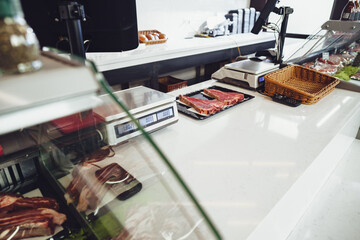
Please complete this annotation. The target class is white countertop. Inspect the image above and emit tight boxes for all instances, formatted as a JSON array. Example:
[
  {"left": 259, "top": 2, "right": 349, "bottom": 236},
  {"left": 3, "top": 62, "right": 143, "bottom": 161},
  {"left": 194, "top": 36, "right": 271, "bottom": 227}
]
[
  {"left": 141, "top": 80, "right": 360, "bottom": 239},
  {"left": 86, "top": 33, "right": 275, "bottom": 72},
  {"left": 287, "top": 139, "right": 360, "bottom": 240}
]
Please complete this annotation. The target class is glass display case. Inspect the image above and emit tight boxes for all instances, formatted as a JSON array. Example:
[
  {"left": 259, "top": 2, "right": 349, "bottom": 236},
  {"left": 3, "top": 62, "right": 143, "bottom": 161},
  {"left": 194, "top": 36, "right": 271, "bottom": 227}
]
[
  {"left": 280, "top": 20, "right": 360, "bottom": 94},
  {"left": 284, "top": 20, "right": 360, "bottom": 68},
  {"left": 0, "top": 50, "right": 221, "bottom": 240}
]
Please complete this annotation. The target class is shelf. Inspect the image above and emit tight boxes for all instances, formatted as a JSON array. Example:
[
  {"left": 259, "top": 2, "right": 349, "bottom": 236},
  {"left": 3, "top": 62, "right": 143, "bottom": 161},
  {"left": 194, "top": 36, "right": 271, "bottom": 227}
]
[{"left": 0, "top": 51, "right": 102, "bottom": 135}]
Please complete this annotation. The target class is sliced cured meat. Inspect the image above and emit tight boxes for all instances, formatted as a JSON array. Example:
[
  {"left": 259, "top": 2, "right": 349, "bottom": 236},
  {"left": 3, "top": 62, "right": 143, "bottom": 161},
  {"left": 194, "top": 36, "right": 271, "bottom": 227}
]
[
  {"left": 351, "top": 70, "right": 360, "bottom": 80},
  {"left": 0, "top": 208, "right": 66, "bottom": 240},
  {"left": 95, "top": 163, "right": 132, "bottom": 184},
  {"left": 14, "top": 197, "right": 59, "bottom": 211},
  {"left": 302, "top": 62, "right": 339, "bottom": 75},
  {"left": 302, "top": 62, "right": 316, "bottom": 69},
  {"left": 0, "top": 219, "right": 53, "bottom": 240},
  {"left": 203, "top": 89, "right": 244, "bottom": 105},
  {"left": 0, "top": 194, "right": 18, "bottom": 212},
  {"left": 81, "top": 146, "right": 115, "bottom": 166},
  {"left": 179, "top": 95, "right": 224, "bottom": 115},
  {"left": 65, "top": 163, "right": 133, "bottom": 212},
  {"left": 0, "top": 194, "right": 59, "bottom": 212},
  {"left": 0, "top": 208, "right": 66, "bottom": 227},
  {"left": 65, "top": 165, "right": 106, "bottom": 211},
  {"left": 318, "top": 54, "right": 343, "bottom": 66}
]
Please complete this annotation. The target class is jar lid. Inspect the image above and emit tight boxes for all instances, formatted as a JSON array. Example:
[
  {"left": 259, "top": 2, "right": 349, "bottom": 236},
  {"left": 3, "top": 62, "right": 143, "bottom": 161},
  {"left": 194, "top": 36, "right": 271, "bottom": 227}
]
[{"left": 0, "top": 0, "right": 24, "bottom": 18}]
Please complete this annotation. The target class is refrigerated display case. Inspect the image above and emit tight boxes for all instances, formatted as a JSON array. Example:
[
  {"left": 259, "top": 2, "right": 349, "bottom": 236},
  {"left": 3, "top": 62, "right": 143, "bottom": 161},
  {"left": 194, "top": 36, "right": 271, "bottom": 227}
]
[
  {"left": 285, "top": 20, "right": 360, "bottom": 67},
  {"left": 0, "top": 50, "right": 221, "bottom": 240},
  {"left": 281, "top": 20, "right": 360, "bottom": 93}
]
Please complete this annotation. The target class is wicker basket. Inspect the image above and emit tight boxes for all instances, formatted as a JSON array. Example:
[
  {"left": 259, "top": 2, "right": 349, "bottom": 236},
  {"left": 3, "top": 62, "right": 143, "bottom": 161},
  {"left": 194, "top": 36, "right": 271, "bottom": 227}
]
[
  {"left": 158, "top": 76, "right": 187, "bottom": 93},
  {"left": 264, "top": 65, "right": 340, "bottom": 104},
  {"left": 139, "top": 30, "right": 167, "bottom": 45}
]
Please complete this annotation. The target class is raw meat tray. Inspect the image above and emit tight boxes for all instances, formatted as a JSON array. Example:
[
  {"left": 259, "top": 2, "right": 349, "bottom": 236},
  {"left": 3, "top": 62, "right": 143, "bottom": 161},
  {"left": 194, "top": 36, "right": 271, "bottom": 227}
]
[{"left": 176, "top": 86, "right": 254, "bottom": 120}]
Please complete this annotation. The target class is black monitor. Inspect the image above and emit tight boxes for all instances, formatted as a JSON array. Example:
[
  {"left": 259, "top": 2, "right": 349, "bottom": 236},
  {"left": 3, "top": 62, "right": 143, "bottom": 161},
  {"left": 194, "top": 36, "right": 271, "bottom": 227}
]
[
  {"left": 251, "top": 0, "right": 279, "bottom": 34},
  {"left": 20, "top": 0, "right": 139, "bottom": 53}
]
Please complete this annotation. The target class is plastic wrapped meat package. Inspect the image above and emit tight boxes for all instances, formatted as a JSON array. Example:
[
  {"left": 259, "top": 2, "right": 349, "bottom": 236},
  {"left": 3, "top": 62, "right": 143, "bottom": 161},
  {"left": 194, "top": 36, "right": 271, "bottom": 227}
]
[
  {"left": 0, "top": 189, "right": 66, "bottom": 240},
  {"left": 111, "top": 204, "right": 212, "bottom": 240}
]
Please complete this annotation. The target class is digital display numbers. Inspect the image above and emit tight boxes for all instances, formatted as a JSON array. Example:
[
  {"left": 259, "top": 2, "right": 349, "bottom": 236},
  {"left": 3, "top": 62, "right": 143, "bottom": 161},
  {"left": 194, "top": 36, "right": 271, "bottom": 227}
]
[
  {"left": 114, "top": 107, "right": 174, "bottom": 139},
  {"left": 258, "top": 76, "right": 265, "bottom": 83},
  {"left": 157, "top": 107, "right": 174, "bottom": 121},
  {"left": 139, "top": 114, "right": 156, "bottom": 127},
  {"left": 115, "top": 122, "right": 136, "bottom": 138}
]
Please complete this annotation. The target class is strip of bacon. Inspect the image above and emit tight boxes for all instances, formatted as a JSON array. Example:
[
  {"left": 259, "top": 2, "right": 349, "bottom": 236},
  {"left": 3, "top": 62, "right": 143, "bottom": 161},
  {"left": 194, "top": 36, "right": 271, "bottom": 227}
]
[
  {"left": 0, "top": 208, "right": 66, "bottom": 227},
  {"left": 0, "top": 194, "right": 19, "bottom": 212},
  {"left": 203, "top": 89, "right": 244, "bottom": 105},
  {"left": 0, "top": 195, "right": 59, "bottom": 213},
  {"left": 14, "top": 197, "right": 59, "bottom": 211},
  {"left": 0, "top": 208, "right": 66, "bottom": 240},
  {"left": 0, "top": 220, "right": 53, "bottom": 240},
  {"left": 95, "top": 163, "right": 129, "bottom": 183},
  {"left": 81, "top": 146, "right": 115, "bottom": 166},
  {"left": 179, "top": 95, "right": 224, "bottom": 115}
]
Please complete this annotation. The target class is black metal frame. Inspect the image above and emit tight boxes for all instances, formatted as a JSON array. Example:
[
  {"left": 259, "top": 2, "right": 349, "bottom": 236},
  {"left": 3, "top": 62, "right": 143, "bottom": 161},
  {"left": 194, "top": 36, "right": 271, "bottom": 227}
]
[{"left": 58, "top": 1, "right": 86, "bottom": 58}]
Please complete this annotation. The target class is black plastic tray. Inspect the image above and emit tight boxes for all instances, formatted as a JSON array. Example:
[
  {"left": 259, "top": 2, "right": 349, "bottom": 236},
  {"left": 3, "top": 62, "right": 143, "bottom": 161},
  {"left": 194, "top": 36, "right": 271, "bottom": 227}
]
[{"left": 176, "top": 86, "right": 254, "bottom": 120}]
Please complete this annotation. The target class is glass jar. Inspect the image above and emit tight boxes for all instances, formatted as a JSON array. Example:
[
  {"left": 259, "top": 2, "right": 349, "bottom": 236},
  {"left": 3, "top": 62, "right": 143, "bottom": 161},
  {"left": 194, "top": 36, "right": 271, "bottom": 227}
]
[{"left": 0, "top": 0, "right": 42, "bottom": 74}]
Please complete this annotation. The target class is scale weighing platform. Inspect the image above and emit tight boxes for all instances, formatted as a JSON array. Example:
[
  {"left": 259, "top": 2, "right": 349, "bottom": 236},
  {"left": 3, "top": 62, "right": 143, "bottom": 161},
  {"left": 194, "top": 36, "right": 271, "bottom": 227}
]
[
  {"left": 211, "top": 59, "right": 279, "bottom": 90},
  {"left": 94, "top": 86, "right": 178, "bottom": 146}
]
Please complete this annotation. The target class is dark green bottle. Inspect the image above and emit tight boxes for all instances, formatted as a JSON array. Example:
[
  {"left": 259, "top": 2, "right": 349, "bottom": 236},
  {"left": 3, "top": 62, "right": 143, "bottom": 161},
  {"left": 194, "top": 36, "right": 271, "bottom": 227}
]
[{"left": 0, "top": 0, "right": 42, "bottom": 74}]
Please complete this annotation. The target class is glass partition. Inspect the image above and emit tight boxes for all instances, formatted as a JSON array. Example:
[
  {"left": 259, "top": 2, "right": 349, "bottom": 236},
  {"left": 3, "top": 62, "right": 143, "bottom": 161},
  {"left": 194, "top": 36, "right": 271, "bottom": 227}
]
[
  {"left": 285, "top": 20, "right": 360, "bottom": 65},
  {"left": 29, "top": 57, "right": 222, "bottom": 239}
]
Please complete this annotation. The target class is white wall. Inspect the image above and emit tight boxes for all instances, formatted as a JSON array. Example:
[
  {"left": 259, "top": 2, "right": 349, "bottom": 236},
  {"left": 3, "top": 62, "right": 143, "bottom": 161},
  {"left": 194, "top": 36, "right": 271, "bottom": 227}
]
[
  {"left": 268, "top": 0, "right": 334, "bottom": 35},
  {"left": 135, "top": 0, "right": 250, "bottom": 38},
  {"left": 135, "top": 0, "right": 334, "bottom": 38}
]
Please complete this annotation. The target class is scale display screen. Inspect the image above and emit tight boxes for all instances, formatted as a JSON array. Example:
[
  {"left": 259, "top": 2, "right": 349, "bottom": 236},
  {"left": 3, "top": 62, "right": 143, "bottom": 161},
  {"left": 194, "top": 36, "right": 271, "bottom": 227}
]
[
  {"left": 115, "top": 122, "right": 136, "bottom": 138},
  {"left": 258, "top": 75, "right": 265, "bottom": 83},
  {"left": 157, "top": 107, "right": 174, "bottom": 121},
  {"left": 139, "top": 114, "right": 156, "bottom": 128},
  {"left": 114, "top": 107, "right": 175, "bottom": 139}
]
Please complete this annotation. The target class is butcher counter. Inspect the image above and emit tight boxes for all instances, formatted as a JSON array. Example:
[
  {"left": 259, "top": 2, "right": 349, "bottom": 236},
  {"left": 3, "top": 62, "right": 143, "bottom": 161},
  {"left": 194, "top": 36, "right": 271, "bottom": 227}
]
[
  {"left": 1, "top": 52, "right": 359, "bottom": 239},
  {"left": 125, "top": 80, "right": 360, "bottom": 240}
]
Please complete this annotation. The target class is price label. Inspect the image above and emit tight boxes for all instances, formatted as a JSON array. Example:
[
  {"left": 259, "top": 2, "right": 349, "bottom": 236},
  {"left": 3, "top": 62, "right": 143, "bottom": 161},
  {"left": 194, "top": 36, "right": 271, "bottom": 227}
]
[{"left": 322, "top": 52, "right": 329, "bottom": 60}]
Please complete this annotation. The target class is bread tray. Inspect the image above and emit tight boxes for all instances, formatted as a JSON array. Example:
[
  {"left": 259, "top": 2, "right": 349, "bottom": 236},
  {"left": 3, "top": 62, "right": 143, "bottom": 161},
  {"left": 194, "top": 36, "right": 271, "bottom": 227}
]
[
  {"left": 176, "top": 86, "right": 254, "bottom": 120},
  {"left": 138, "top": 30, "right": 167, "bottom": 45}
]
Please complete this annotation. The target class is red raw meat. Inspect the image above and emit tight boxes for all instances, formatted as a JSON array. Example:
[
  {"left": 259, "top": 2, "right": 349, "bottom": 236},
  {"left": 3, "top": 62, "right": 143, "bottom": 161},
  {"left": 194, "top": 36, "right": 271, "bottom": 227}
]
[
  {"left": 179, "top": 95, "right": 224, "bottom": 115},
  {"left": 203, "top": 89, "right": 244, "bottom": 105}
]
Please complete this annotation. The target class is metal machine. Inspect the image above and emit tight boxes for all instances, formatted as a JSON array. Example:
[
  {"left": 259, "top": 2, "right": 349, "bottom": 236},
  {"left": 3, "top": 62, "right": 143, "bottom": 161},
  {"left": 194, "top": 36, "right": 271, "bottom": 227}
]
[
  {"left": 94, "top": 86, "right": 178, "bottom": 146},
  {"left": 211, "top": 59, "right": 279, "bottom": 90}
]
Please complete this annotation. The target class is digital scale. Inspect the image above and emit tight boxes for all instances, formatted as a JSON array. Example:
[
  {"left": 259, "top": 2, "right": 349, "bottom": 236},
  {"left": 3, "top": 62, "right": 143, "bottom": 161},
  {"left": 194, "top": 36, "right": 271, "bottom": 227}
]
[
  {"left": 94, "top": 86, "right": 178, "bottom": 146},
  {"left": 211, "top": 59, "right": 279, "bottom": 90}
]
